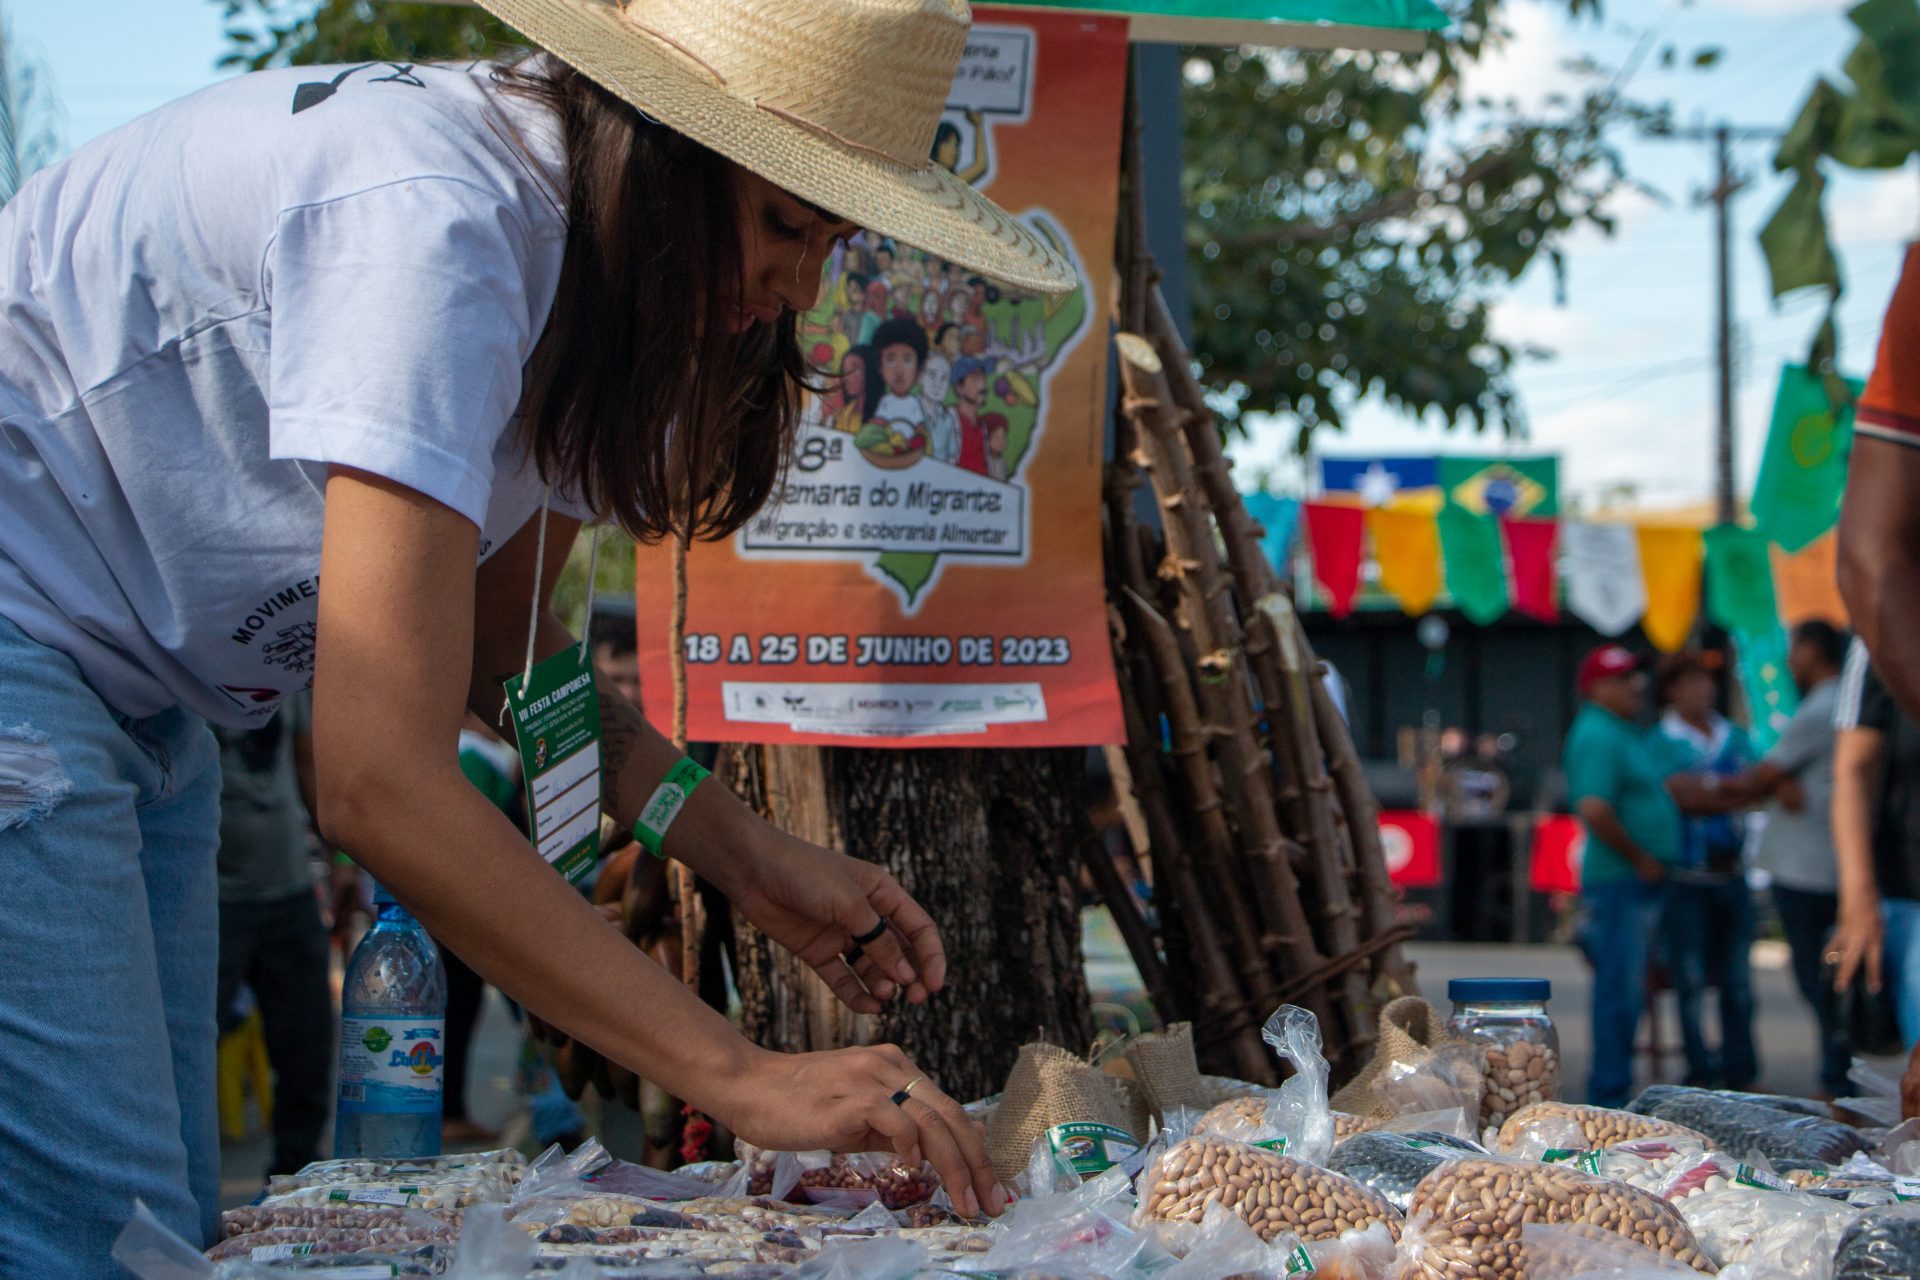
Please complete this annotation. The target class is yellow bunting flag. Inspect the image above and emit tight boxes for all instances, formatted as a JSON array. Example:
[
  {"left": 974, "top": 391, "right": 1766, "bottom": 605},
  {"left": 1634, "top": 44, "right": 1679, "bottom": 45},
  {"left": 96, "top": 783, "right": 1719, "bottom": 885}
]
[
  {"left": 1635, "top": 525, "right": 1704, "bottom": 652},
  {"left": 1366, "top": 505, "right": 1443, "bottom": 616}
]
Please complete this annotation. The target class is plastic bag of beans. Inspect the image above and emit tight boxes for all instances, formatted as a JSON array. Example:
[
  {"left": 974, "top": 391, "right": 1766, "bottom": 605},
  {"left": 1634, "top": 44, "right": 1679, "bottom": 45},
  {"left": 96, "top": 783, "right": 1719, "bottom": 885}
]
[
  {"left": 1634, "top": 1090, "right": 1869, "bottom": 1165},
  {"left": 1188, "top": 1006, "right": 1337, "bottom": 1169},
  {"left": 1396, "top": 1155, "right": 1716, "bottom": 1279},
  {"left": 1548, "top": 1136, "right": 1713, "bottom": 1198},
  {"left": 1660, "top": 1152, "right": 1860, "bottom": 1275},
  {"left": 1154, "top": 1200, "right": 1300, "bottom": 1280},
  {"left": 204, "top": 1227, "right": 453, "bottom": 1262},
  {"left": 1495, "top": 1101, "right": 1711, "bottom": 1158},
  {"left": 1134, "top": 1134, "right": 1403, "bottom": 1246},
  {"left": 1519, "top": 1222, "right": 1703, "bottom": 1278},
  {"left": 218, "top": 1203, "right": 461, "bottom": 1240},
  {"left": 1325, "top": 1130, "right": 1489, "bottom": 1212},
  {"left": 267, "top": 1147, "right": 526, "bottom": 1195},
  {"left": 1629, "top": 1084, "right": 1833, "bottom": 1120},
  {"left": 790, "top": 1152, "right": 941, "bottom": 1210},
  {"left": 1834, "top": 1202, "right": 1920, "bottom": 1279}
]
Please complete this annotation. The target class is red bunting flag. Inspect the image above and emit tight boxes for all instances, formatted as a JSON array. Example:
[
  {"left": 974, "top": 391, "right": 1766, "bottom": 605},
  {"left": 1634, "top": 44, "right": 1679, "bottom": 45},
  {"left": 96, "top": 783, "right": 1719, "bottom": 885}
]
[
  {"left": 1304, "top": 502, "right": 1366, "bottom": 618},
  {"left": 1500, "top": 516, "right": 1560, "bottom": 622}
]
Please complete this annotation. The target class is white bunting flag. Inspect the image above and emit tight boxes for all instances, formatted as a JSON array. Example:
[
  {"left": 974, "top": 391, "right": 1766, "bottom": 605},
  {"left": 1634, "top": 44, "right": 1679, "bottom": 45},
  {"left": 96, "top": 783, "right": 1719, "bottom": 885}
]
[{"left": 1561, "top": 521, "right": 1646, "bottom": 637}]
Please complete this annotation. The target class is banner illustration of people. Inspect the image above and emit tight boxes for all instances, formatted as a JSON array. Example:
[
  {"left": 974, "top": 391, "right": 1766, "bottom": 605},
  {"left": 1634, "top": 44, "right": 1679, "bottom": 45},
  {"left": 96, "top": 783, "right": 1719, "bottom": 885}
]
[{"left": 635, "top": 11, "right": 1128, "bottom": 746}]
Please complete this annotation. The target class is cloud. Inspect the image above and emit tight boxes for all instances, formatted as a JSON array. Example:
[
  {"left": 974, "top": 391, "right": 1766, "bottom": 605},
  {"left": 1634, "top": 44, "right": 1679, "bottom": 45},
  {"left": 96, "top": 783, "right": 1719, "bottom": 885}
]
[
  {"left": 1828, "top": 170, "right": 1920, "bottom": 247},
  {"left": 1459, "top": 3, "right": 1584, "bottom": 116}
]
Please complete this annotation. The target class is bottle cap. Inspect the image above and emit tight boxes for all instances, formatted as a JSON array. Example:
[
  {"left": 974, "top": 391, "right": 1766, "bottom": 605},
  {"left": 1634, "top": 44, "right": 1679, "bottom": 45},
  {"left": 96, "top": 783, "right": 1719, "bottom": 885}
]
[
  {"left": 1448, "top": 977, "right": 1551, "bottom": 1003},
  {"left": 372, "top": 882, "right": 396, "bottom": 906}
]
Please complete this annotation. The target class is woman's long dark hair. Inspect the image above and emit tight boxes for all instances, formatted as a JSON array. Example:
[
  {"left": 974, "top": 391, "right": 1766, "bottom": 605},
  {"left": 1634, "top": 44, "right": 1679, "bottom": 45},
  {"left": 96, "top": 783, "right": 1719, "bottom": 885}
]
[{"left": 498, "top": 59, "right": 808, "bottom": 542}]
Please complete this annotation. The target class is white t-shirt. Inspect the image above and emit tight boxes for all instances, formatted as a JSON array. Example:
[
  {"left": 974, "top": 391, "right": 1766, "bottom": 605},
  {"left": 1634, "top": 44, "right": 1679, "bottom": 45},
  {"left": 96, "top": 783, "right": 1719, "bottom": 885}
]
[{"left": 0, "top": 59, "right": 574, "bottom": 727}]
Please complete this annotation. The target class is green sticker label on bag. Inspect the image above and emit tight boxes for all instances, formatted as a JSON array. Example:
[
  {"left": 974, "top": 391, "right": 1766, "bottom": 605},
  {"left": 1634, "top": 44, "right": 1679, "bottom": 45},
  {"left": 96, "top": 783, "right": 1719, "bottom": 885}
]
[
  {"left": 1254, "top": 1137, "right": 1289, "bottom": 1152},
  {"left": 1285, "top": 1244, "right": 1316, "bottom": 1274},
  {"left": 503, "top": 647, "right": 602, "bottom": 886},
  {"left": 1733, "top": 1164, "right": 1790, "bottom": 1193},
  {"left": 1044, "top": 1122, "right": 1138, "bottom": 1178}
]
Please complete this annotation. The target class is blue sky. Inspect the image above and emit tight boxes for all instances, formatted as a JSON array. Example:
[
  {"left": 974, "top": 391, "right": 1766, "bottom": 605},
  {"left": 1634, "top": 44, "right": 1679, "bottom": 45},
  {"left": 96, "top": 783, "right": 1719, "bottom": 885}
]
[{"left": 11, "top": 0, "right": 1911, "bottom": 512}]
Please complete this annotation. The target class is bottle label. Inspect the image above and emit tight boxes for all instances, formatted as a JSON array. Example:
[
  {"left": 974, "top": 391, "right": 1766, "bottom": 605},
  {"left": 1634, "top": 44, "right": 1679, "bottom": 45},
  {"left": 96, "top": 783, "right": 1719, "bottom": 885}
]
[{"left": 337, "top": 1016, "right": 445, "bottom": 1115}]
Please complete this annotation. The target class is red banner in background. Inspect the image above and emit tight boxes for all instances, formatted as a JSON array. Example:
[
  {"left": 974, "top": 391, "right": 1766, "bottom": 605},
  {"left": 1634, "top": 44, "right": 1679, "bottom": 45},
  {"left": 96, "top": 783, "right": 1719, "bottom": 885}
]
[
  {"left": 1530, "top": 813, "right": 1585, "bottom": 895},
  {"left": 1501, "top": 515, "right": 1560, "bottom": 622},
  {"left": 1378, "top": 810, "right": 1441, "bottom": 889}
]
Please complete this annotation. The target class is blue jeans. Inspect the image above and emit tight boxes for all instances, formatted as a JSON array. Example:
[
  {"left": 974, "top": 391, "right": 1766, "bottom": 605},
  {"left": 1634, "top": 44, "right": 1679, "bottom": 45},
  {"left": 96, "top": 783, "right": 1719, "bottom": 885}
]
[
  {"left": 1581, "top": 878, "right": 1667, "bottom": 1108},
  {"left": 1661, "top": 876, "right": 1758, "bottom": 1089},
  {"left": 1881, "top": 897, "right": 1920, "bottom": 1049},
  {"left": 0, "top": 613, "right": 222, "bottom": 1275}
]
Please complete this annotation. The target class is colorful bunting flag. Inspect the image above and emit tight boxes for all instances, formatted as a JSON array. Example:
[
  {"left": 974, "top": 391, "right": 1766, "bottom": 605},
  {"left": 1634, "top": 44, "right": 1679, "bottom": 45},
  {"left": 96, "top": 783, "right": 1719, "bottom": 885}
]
[
  {"left": 1241, "top": 491, "right": 1301, "bottom": 578},
  {"left": 1772, "top": 532, "right": 1848, "bottom": 628},
  {"left": 1437, "top": 507, "right": 1508, "bottom": 624},
  {"left": 1751, "top": 364, "right": 1863, "bottom": 553},
  {"left": 1562, "top": 522, "right": 1645, "bottom": 637},
  {"left": 1703, "top": 524, "right": 1781, "bottom": 636},
  {"left": 1304, "top": 501, "right": 1366, "bottom": 619},
  {"left": 1732, "top": 624, "right": 1800, "bottom": 753},
  {"left": 1500, "top": 516, "right": 1559, "bottom": 622},
  {"left": 1440, "top": 455, "right": 1559, "bottom": 518},
  {"left": 1636, "top": 525, "right": 1704, "bottom": 652},
  {"left": 1366, "top": 506, "right": 1443, "bottom": 615}
]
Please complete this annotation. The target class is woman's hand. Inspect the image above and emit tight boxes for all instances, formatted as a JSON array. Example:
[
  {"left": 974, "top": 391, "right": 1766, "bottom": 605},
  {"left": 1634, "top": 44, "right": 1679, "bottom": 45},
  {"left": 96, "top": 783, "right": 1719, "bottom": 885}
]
[
  {"left": 1831, "top": 890, "right": 1886, "bottom": 994},
  {"left": 722, "top": 1042, "right": 1004, "bottom": 1219},
  {"left": 710, "top": 825, "right": 946, "bottom": 1013}
]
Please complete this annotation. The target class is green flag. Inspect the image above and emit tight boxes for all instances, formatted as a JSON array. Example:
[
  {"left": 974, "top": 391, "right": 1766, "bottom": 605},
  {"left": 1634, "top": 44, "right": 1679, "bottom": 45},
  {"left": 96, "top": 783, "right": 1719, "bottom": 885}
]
[
  {"left": 1437, "top": 507, "right": 1508, "bottom": 624},
  {"left": 1733, "top": 625, "right": 1799, "bottom": 754},
  {"left": 1751, "top": 364, "right": 1863, "bottom": 552},
  {"left": 1438, "top": 455, "right": 1559, "bottom": 518},
  {"left": 1702, "top": 524, "right": 1779, "bottom": 636}
]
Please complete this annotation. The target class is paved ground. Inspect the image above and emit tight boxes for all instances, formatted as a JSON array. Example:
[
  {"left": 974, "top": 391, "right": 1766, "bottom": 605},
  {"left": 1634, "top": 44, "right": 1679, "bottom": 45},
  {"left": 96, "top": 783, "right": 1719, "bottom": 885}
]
[{"left": 218, "top": 939, "right": 1903, "bottom": 1207}]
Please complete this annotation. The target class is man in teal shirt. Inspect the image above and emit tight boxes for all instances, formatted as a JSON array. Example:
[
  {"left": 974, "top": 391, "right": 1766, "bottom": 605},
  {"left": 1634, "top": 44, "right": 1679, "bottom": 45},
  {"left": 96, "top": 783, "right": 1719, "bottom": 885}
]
[{"left": 1563, "top": 644, "right": 1676, "bottom": 1106}]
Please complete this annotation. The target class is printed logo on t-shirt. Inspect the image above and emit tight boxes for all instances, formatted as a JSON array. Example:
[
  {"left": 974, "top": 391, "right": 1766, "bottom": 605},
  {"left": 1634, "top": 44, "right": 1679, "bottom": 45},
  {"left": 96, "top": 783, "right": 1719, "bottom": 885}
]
[
  {"left": 291, "top": 63, "right": 429, "bottom": 115},
  {"left": 219, "top": 575, "right": 323, "bottom": 715}
]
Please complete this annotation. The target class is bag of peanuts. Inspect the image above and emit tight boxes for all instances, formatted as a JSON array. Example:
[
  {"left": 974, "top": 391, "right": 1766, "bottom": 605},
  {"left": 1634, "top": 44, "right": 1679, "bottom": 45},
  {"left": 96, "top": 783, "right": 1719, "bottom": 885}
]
[
  {"left": 1134, "top": 1133, "right": 1404, "bottom": 1247},
  {"left": 987, "top": 1041, "right": 1140, "bottom": 1187},
  {"left": 1395, "top": 1155, "right": 1716, "bottom": 1278},
  {"left": 1495, "top": 1101, "right": 1711, "bottom": 1159},
  {"left": 1328, "top": 996, "right": 1484, "bottom": 1126},
  {"left": 1518, "top": 1222, "right": 1704, "bottom": 1278},
  {"left": 1188, "top": 1005, "right": 1337, "bottom": 1167},
  {"left": 1660, "top": 1151, "right": 1860, "bottom": 1274}
]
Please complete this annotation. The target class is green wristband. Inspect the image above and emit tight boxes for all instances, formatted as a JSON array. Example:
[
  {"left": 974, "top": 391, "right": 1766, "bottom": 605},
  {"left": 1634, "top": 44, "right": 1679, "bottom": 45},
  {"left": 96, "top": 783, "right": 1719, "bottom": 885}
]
[{"left": 634, "top": 757, "right": 711, "bottom": 858}]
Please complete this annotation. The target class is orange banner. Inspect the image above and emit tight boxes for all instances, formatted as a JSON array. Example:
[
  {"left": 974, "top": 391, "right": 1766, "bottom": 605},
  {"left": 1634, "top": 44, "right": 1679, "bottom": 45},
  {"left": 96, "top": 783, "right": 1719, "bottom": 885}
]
[{"left": 635, "top": 10, "right": 1128, "bottom": 746}]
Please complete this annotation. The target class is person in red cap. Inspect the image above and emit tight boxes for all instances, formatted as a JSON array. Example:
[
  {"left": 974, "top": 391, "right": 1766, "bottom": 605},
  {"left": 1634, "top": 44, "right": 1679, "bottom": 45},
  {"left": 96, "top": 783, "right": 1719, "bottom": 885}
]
[{"left": 1562, "top": 643, "right": 1678, "bottom": 1107}]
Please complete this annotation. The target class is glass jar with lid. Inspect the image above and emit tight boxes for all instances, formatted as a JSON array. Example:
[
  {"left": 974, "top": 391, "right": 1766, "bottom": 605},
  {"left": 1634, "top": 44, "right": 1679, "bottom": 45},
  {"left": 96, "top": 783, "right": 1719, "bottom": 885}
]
[{"left": 1446, "top": 977, "right": 1559, "bottom": 1130}]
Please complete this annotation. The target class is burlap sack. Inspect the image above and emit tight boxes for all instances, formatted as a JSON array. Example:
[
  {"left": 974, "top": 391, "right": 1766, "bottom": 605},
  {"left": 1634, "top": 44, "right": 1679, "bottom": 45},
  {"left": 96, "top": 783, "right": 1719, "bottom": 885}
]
[
  {"left": 1124, "top": 1021, "right": 1211, "bottom": 1122},
  {"left": 985, "top": 1042, "right": 1135, "bottom": 1184},
  {"left": 1329, "top": 995, "right": 1482, "bottom": 1122}
]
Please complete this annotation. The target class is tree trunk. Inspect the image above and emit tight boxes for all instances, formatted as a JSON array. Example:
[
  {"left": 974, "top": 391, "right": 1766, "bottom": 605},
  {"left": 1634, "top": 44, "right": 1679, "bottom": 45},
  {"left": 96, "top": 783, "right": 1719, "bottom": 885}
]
[{"left": 724, "top": 744, "right": 1095, "bottom": 1103}]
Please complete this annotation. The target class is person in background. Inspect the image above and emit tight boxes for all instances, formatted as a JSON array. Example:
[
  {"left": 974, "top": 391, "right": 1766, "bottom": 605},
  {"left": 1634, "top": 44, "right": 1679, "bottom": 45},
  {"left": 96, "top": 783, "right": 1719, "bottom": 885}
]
[
  {"left": 1651, "top": 651, "right": 1759, "bottom": 1090},
  {"left": 590, "top": 596, "right": 642, "bottom": 714},
  {"left": 212, "top": 691, "right": 333, "bottom": 1177},
  {"left": 1827, "top": 639, "right": 1920, "bottom": 1055},
  {"left": 1562, "top": 644, "right": 1676, "bottom": 1107}
]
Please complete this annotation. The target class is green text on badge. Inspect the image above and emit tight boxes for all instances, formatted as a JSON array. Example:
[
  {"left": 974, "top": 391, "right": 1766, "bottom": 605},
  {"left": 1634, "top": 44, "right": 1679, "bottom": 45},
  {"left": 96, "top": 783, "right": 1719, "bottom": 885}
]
[{"left": 503, "top": 647, "right": 603, "bottom": 886}]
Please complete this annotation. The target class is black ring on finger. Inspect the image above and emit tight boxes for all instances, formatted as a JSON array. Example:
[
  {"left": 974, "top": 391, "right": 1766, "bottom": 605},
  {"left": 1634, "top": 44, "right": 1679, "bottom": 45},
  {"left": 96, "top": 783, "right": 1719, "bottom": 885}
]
[
  {"left": 852, "top": 918, "right": 889, "bottom": 946},
  {"left": 844, "top": 942, "right": 866, "bottom": 965},
  {"left": 890, "top": 1087, "right": 912, "bottom": 1106}
]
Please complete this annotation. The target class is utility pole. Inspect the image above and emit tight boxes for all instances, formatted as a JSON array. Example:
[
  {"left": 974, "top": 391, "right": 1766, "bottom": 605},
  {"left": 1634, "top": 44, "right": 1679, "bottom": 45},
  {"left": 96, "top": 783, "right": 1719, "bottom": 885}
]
[{"left": 1645, "top": 121, "right": 1782, "bottom": 525}]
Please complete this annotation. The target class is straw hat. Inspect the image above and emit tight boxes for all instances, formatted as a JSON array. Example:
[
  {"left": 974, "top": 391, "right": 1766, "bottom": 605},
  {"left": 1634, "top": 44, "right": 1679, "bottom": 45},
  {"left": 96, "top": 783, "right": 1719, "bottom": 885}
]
[{"left": 473, "top": 0, "right": 1079, "bottom": 295}]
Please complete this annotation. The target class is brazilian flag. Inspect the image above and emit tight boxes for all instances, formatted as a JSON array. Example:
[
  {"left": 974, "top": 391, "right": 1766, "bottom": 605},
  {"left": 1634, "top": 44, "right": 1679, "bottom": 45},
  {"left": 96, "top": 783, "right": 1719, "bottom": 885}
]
[{"left": 1439, "top": 456, "right": 1558, "bottom": 519}]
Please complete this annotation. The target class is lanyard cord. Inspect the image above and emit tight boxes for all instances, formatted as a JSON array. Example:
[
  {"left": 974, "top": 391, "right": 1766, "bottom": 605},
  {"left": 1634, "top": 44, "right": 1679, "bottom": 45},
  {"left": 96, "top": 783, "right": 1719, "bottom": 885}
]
[
  {"left": 576, "top": 522, "right": 604, "bottom": 665},
  {"left": 518, "top": 493, "right": 552, "bottom": 697}
]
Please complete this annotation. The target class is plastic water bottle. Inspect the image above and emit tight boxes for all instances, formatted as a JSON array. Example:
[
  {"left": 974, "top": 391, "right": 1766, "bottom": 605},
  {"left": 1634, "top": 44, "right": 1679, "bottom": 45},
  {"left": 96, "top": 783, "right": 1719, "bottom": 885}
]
[{"left": 335, "top": 885, "right": 447, "bottom": 1158}]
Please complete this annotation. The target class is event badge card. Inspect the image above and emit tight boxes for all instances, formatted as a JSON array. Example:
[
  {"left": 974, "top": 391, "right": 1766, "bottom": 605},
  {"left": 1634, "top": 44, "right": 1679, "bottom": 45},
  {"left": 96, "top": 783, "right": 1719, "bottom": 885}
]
[{"left": 503, "top": 647, "right": 602, "bottom": 886}]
